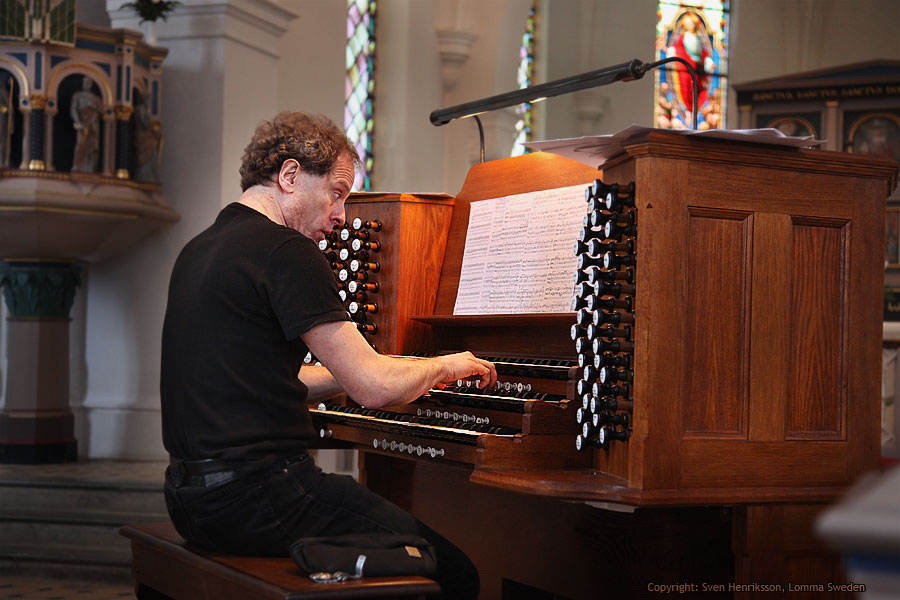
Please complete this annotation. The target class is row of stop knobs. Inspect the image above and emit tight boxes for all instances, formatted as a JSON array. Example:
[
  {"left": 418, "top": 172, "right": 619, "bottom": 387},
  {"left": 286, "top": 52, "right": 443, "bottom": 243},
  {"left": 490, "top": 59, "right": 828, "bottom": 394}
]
[
  {"left": 573, "top": 179, "right": 636, "bottom": 452},
  {"left": 320, "top": 217, "right": 382, "bottom": 336}
]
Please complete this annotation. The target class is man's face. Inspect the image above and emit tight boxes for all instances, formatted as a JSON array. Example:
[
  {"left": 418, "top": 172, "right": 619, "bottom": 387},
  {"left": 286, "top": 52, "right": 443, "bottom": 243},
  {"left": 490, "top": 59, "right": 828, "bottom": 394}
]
[{"left": 283, "top": 153, "right": 355, "bottom": 242}]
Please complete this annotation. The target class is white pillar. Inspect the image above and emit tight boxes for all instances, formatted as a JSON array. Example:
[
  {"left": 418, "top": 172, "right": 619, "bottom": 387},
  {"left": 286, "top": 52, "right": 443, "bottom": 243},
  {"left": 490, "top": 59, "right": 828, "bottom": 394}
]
[{"left": 77, "top": 0, "right": 296, "bottom": 459}]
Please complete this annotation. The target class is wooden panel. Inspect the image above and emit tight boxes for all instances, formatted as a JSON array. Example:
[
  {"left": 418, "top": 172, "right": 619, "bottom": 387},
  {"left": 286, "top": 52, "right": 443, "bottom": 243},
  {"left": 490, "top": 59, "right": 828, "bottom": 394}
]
[
  {"left": 844, "top": 177, "right": 888, "bottom": 476},
  {"left": 476, "top": 433, "right": 590, "bottom": 470},
  {"left": 362, "top": 454, "right": 733, "bottom": 600},
  {"left": 787, "top": 217, "right": 848, "bottom": 440},
  {"left": 748, "top": 212, "right": 793, "bottom": 441},
  {"left": 748, "top": 213, "right": 792, "bottom": 442},
  {"left": 681, "top": 165, "right": 858, "bottom": 218},
  {"left": 635, "top": 156, "right": 688, "bottom": 490},
  {"left": 311, "top": 418, "right": 478, "bottom": 466},
  {"left": 395, "top": 200, "right": 454, "bottom": 354},
  {"left": 348, "top": 201, "right": 401, "bottom": 353},
  {"left": 683, "top": 207, "right": 752, "bottom": 437},
  {"left": 732, "top": 505, "right": 849, "bottom": 600},
  {"left": 343, "top": 194, "right": 453, "bottom": 355},
  {"left": 626, "top": 130, "right": 897, "bottom": 186},
  {"left": 470, "top": 466, "right": 849, "bottom": 505},
  {"left": 428, "top": 320, "right": 574, "bottom": 358},
  {"left": 680, "top": 440, "right": 848, "bottom": 488}
]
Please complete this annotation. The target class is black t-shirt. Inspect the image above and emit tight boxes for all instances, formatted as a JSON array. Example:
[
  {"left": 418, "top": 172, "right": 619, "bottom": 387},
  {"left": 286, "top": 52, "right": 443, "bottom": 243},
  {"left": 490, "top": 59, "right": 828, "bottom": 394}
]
[{"left": 160, "top": 203, "right": 350, "bottom": 461}]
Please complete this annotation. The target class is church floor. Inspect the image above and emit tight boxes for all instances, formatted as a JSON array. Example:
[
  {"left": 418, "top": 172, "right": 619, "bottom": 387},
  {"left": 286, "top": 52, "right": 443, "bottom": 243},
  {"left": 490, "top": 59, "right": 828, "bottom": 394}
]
[
  {"left": 0, "top": 577, "right": 134, "bottom": 599},
  {"left": 0, "top": 459, "right": 167, "bottom": 486},
  {"left": 0, "top": 459, "right": 168, "bottom": 600}
]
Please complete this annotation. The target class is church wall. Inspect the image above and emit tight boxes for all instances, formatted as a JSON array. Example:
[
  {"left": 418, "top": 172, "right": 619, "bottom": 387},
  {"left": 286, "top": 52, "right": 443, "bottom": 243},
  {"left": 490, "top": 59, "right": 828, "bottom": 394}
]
[
  {"left": 368, "top": 0, "right": 445, "bottom": 194},
  {"left": 730, "top": 0, "right": 900, "bottom": 88},
  {"left": 276, "top": 0, "right": 345, "bottom": 123},
  {"left": 222, "top": 38, "right": 285, "bottom": 201},
  {"left": 78, "top": 28, "right": 229, "bottom": 460}
]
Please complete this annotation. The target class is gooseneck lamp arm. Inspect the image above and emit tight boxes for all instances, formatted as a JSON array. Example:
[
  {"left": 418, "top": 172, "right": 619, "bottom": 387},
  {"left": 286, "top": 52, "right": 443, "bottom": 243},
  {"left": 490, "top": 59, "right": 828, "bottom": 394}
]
[{"left": 429, "top": 57, "right": 699, "bottom": 160}]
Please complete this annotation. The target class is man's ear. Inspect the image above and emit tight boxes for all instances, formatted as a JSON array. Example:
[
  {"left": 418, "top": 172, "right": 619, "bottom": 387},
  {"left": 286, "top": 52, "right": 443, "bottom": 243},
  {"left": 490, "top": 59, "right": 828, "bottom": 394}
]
[{"left": 277, "top": 159, "right": 301, "bottom": 192}]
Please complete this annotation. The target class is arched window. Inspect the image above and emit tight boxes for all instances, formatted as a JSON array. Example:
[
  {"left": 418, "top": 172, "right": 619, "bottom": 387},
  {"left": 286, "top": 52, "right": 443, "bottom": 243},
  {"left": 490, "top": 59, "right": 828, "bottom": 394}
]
[
  {"left": 654, "top": 1, "right": 729, "bottom": 130},
  {"left": 345, "top": 0, "right": 376, "bottom": 190},
  {"left": 511, "top": 2, "right": 537, "bottom": 157}
]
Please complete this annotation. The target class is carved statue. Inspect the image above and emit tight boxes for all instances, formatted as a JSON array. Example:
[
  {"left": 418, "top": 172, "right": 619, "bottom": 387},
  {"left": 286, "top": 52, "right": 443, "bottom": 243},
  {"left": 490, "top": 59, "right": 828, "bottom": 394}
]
[
  {"left": 70, "top": 77, "right": 102, "bottom": 172},
  {"left": 134, "top": 94, "right": 162, "bottom": 182}
]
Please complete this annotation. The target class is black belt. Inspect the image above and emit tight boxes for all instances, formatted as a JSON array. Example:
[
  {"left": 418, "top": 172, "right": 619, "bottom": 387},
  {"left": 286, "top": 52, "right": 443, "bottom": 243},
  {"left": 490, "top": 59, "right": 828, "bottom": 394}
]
[{"left": 168, "top": 453, "right": 308, "bottom": 487}]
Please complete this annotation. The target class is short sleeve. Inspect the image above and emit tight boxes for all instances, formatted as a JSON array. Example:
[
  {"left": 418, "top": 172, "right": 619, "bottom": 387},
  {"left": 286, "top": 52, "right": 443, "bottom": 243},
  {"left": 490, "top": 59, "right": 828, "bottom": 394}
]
[{"left": 262, "top": 237, "right": 351, "bottom": 340}]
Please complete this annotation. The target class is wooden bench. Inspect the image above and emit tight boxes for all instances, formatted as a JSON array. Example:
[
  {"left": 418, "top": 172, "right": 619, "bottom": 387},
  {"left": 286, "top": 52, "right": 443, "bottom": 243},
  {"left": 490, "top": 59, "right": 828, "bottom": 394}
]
[{"left": 120, "top": 522, "right": 441, "bottom": 600}]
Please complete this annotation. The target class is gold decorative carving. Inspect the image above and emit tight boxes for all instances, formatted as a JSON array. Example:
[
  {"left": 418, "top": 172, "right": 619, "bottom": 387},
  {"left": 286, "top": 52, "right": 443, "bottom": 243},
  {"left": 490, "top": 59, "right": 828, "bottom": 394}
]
[
  {"left": 116, "top": 168, "right": 130, "bottom": 180},
  {"left": 0, "top": 58, "right": 30, "bottom": 96},
  {"left": 28, "top": 94, "right": 48, "bottom": 110},
  {"left": 0, "top": 168, "right": 161, "bottom": 189},
  {"left": 115, "top": 105, "right": 133, "bottom": 121},
  {"left": 28, "top": 160, "right": 46, "bottom": 171}
]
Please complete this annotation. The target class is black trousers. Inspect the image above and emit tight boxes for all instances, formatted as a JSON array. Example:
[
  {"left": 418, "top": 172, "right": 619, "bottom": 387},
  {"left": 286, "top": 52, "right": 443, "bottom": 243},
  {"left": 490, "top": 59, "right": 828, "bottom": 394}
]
[{"left": 164, "top": 453, "right": 479, "bottom": 599}]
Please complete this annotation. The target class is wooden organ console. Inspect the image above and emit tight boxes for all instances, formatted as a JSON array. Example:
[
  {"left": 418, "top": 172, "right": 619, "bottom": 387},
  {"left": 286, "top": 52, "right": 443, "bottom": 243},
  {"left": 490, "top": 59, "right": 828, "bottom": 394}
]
[{"left": 311, "top": 130, "right": 897, "bottom": 599}]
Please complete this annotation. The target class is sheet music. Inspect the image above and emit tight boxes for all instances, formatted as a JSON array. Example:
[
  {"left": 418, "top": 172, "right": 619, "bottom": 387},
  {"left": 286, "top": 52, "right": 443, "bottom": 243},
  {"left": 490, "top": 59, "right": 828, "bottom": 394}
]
[
  {"left": 453, "top": 184, "right": 586, "bottom": 315},
  {"left": 526, "top": 125, "right": 826, "bottom": 167}
]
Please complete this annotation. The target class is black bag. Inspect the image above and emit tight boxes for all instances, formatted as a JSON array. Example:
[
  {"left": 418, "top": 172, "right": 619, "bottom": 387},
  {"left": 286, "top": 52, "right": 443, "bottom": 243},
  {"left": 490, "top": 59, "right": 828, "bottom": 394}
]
[{"left": 290, "top": 534, "right": 437, "bottom": 581}]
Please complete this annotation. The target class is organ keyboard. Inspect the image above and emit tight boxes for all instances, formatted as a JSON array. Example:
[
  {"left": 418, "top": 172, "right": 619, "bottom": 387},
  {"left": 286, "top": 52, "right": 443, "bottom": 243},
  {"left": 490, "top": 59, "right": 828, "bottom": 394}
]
[
  {"left": 308, "top": 133, "right": 897, "bottom": 600},
  {"left": 311, "top": 350, "right": 585, "bottom": 469}
]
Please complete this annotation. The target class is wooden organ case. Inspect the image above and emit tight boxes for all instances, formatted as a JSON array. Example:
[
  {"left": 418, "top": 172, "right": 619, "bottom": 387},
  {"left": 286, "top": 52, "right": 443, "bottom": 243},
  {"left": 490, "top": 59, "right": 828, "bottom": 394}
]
[{"left": 311, "top": 132, "right": 897, "bottom": 599}]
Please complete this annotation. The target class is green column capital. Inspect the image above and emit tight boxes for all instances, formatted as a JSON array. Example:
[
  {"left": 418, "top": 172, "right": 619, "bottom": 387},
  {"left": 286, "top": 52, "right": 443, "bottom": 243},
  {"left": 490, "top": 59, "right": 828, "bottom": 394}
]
[{"left": 0, "top": 262, "right": 82, "bottom": 319}]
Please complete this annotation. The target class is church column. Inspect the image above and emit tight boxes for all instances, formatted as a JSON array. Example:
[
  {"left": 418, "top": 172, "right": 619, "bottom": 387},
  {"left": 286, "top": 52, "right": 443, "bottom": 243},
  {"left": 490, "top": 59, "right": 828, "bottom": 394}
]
[
  {"left": 436, "top": 29, "right": 478, "bottom": 93},
  {"left": 737, "top": 104, "right": 753, "bottom": 129},
  {"left": 17, "top": 102, "right": 30, "bottom": 169},
  {"left": 824, "top": 100, "right": 840, "bottom": 152},
  {"left": 44, "top": 98, "right": 57, "bottom": 170},
  {"left": 19, "top": 100, "right": 31, "bottom": 169},
  {"left": 102, "top": 108, "right": 116, "bottom": 176},
  {"left": 114, "top": 105, "right": 132, "bottom": 179},
  {"left": 27, "top": 94, "right": 47, "bottom": 170},
  {"left": 0, "top": 262, "right": 81, "bottom": 463}
]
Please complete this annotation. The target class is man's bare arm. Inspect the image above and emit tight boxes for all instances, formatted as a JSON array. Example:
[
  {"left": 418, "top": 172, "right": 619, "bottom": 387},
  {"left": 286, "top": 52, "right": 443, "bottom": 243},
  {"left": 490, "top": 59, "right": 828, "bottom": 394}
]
[
  {"left": 300, "top": 320, "right": 496, "bottom": 408},
  {"left": 297, "top": 365, "right": 344, "bottom": 402}
]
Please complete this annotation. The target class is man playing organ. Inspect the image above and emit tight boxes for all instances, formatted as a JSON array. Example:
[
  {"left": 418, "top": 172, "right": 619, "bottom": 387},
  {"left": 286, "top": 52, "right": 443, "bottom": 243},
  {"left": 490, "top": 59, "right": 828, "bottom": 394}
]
[{"left": 160, "top": 111, "right": 496, "bottom": 599}]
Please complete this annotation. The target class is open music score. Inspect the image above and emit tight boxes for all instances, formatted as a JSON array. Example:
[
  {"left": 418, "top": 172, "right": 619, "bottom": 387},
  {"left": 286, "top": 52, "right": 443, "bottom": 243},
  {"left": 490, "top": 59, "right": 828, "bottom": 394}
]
[{"left": 453, "top": 184, "right": 586, "bottom": 315}]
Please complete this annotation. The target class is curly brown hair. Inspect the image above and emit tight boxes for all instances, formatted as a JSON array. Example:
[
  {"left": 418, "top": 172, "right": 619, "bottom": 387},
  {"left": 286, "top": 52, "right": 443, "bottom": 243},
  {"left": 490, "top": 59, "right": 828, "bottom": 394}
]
[{"left": 239, "top": 112, "right": 359, "bottom": 191}]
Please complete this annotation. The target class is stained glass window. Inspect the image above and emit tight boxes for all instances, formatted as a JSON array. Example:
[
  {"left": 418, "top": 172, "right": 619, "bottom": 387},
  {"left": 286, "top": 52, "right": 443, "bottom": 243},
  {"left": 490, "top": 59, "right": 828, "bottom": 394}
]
[
  {"left": 346, "top": 0, "right": 375, "bottom": 191},
  {"left": 511, "top": 2, "right": 537, "bottom": 157},
  {"left": 654, "top": 1, "right": 728, "bottom": 130}
]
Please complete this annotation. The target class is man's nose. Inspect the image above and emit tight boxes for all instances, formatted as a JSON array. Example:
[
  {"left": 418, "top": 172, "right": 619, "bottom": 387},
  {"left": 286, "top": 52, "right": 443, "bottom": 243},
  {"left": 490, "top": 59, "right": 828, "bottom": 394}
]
[{"left": 333, "top": 204, "right": 345, "bottom": 227}]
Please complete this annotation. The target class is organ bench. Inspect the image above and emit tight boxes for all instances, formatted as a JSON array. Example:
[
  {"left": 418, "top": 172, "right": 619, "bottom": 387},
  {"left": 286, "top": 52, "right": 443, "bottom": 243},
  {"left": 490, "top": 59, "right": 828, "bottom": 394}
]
[{"left": 119, "top": 522, "right": 439, "bottom": 599}]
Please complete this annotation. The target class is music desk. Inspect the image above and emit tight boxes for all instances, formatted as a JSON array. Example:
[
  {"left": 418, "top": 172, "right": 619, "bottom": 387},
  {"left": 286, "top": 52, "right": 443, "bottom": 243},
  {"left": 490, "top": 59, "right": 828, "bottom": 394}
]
[{"left": 119, "top": 522, "right": 439, "bottom": 600}]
